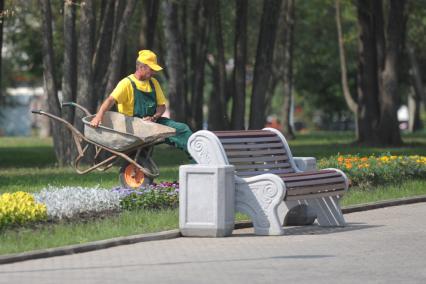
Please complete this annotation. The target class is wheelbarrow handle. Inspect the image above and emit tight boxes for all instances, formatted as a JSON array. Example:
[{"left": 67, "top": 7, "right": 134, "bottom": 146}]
[
  {"left": 62, "top": 102, "right": 92, "bottom": 117},
  {"left": 31, "top": 109, "right": 84, "bottom": 137}
]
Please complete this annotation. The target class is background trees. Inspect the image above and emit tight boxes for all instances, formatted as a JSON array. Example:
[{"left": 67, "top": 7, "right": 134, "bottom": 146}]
[{"left": 1, "top": 0, "right": 425, "bottom": 164}]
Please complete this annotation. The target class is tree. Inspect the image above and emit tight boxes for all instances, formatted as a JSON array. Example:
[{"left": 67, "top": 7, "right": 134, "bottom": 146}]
[
  {"left": 356, "top": 0, "right": 407, "bottom": 145},
  {"left": 231, "top": 0, "right": 248, "bottom": 130},
  {"left": 208, "top": 0, "right": 230, "bottom": 130},
  {"left": 335, "top": 0, "right": 357, "bottom": 122},
  {"left": 61, "top": 0, "right": 77, "bottom": 163},
  {"left": 0, "top": 0, "right": 4, "bottom": 102},
  {"left": 39, "top": 0, "right": 63, "bottom": 164},
  {"left": 249, "top": 0, "right": 283, "bottom": 129},
  {"left": 407, "top": 45, "right": 425, "bottom": 132},
  {"left": 75, "top": 0, "right": 95, "bottom": 131},
  {"left": 161, "top": 0, "right": 187, "bottom": 122},
  {"left": 188, "top": 0, "right": 210, "bottom": 130},
  {"left": 92, "top": 0, "right": 114, "bottom": 105},
  {"left": 280, "top": 0, "right": 295, "bottom": 138},
  {"left": 103, "top": 0, "right": 137, "bottom": 99},
  {"left": 139, "top": 0, "right": 159, "bottom": 50}
]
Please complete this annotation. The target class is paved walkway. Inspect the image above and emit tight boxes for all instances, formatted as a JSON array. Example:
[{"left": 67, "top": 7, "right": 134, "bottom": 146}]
[{"left": 1, "top": 203, "right": 426, "bottom": 284}]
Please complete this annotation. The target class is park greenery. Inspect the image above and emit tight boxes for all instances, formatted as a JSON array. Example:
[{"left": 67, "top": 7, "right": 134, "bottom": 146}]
[
  {"left": 1, "top": 0, "right": 426, "bottom": 165},
  {"left": 1, "top": 132, "right": 426, "bottom": 254},
  {"left": 0, "top": 0, "right": 425, "bottom": 255}
]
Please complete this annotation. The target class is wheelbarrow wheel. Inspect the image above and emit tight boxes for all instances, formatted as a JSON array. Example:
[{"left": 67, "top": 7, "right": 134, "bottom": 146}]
[{"left": 119, "top": 162, "right": 153, "bottom": 189}]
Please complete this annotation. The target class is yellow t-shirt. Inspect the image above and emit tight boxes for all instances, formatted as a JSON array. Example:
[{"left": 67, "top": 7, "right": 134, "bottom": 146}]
[{"left": 110, "top": 74, "right": 167, "bottom": 116}]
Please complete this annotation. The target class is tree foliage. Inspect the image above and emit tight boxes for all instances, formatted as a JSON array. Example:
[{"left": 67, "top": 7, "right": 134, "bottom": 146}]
[{"left": 1, "top": 0, "right": 426, "bottom": 160}]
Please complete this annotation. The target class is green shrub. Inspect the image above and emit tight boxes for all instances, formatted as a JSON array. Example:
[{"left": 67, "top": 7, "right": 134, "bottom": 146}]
[
  {"left": 318, "top": 154, "right": 426, "bottom": 188},
  {"left": 113, "top": 182, "right": 179, "bottom": 210}
]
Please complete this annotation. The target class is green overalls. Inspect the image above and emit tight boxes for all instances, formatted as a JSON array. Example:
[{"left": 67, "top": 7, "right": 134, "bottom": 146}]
[{"left": 127, "top": 77, "right": 192, "bottom": 152}]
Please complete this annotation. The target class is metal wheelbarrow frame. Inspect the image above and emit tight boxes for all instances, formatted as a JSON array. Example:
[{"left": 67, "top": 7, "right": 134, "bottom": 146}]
[{"left": 32, "top": 102, "right": 176, "bottom": 188}]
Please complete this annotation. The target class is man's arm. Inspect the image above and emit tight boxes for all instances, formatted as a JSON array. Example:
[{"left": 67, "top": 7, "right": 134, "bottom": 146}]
[{"left": 90, "top": 96, "right": 116, "bottom": 127}]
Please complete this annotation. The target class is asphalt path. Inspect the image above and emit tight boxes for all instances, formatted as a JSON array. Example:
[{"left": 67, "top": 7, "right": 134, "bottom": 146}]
[{"left": 1, "top": 203, "right": 425, "bottom": 284}]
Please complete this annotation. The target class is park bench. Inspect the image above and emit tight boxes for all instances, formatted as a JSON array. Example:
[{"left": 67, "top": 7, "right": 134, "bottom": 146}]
[{"left": 187, "top": 128, "right": 349, "bottom": 235}]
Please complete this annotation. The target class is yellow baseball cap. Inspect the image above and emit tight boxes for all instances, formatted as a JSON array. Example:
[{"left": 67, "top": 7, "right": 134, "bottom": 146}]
[{"left": 137, "top": 50, "right": 163, "bottom": 71}]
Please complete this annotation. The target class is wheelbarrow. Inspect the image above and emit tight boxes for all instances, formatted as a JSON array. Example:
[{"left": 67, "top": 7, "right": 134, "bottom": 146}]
[{"left": 32, "top": 102, "right": 176, "bottom": 189}]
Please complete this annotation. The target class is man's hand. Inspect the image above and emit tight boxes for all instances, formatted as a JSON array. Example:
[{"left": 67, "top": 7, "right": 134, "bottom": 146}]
[
  {"left": 142, "top": 116, "right": 157, "bottom": 122},
  {"left": 90, "top": 115, "right": 102, "bottom": 127},
  {"left": 90, "top": 96, "right": 116, "bottom": 127}
]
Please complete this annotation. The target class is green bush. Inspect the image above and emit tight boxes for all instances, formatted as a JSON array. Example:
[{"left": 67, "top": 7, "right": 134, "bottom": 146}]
[
  {"left": 318, "top": 154, "right": 426, "bottom": 188},
  {"left": 113, "top": 182, "right": 179, "bottom": 210}
]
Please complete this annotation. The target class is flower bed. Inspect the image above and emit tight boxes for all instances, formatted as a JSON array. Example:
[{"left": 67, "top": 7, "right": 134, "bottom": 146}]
[
  {"left": 113, "top": 181, "right": 179, "bottom": 210},
  {"left": 34, "top": 186, "right": 121, "bottom": 220},
  {"left": 1, "top": 182, "right": 179, "bottom": 230},
  {"left": 318, "top": 154, "right": 426, "bottom": 188},
  {"left": 0, "top": 191, "right": 47, "bottom": 229}
]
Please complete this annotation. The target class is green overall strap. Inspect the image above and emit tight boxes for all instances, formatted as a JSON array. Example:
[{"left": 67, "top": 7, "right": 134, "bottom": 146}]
[{"left": 127, "top": 77, "right": 157, "bottom": 118}]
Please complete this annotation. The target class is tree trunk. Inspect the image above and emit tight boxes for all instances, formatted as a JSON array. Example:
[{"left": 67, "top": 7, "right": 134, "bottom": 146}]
[
  {"left": 0, "top": 0, "right": 4, "bottom": 102},
  {"left": 139, "top": 0, "right": 160, "bottom": 50},
  {"left": 408, "top": 90, "right": 422, "bottom": 132},
  {"left": 407, "top": 45, "right": 425, "bottom": 132},
  {"left": 281, "top": 0, "right": 295, "bottom": 139},
  {"left": 336, "top": 0, "right": 360, "bottom": 138},
  {"left": 60, "top": 1, "right": 78, "bottom": 164},
  {"left": 231, "top": 0, "right": 248, "bottom": 130},
  {"left": 377, "top": 0, "right": 405, "bottom": 145},
  {"left": 335, "top": 0, "right": 357, "bottom": 114},
  {"left": 104, "top": 0, "right": 136, "bottom": 99},
  {"left": 208, "top": 0, "right": 230, "bottom": 130},
  {"left": 249, "top": 0, "right": 283, "bottom": 129},
  {"left": 162, "top": 0, "right": 187, "bottom": 122},
  {"left": 356, "top": 0, "right": 405, "bottom": 146},
  {"left": 40, "top": 0, "right": 63, "bottom": 165},
  {"left": 189, "top": 0, "right": 209, "bottom": 131},
  {"left": 75, "top": 0, "right": 95, "bottom": 129},
  {"left": 92, "top": 0, "right": 114, "bottom": 104},
  {"left": 356, "top": 0, "right": 381, "bottom": 144}
]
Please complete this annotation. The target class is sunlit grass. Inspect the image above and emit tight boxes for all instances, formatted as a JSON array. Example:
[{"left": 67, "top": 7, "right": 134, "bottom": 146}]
[
  {"left": 0, "top": 209, "right": 178, "bottom": 255},
  {"left": 1, "top": 132, "right": 426, "bottom": 255}
]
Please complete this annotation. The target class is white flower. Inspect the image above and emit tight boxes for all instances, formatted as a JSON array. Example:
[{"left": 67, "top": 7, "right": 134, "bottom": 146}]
[{"left": 34, "top": 185, "right": 121, "bottom": 220}]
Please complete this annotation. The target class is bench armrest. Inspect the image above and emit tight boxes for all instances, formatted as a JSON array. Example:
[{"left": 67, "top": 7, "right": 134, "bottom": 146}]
[{"left": 293, "top": 157, "right": 316, "bottom": 171}]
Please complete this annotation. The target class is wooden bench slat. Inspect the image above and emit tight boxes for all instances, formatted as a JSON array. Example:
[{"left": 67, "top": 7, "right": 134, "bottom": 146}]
[
  {"left": 234, "top": 162, "right": 292, "bottom": 170},
  {"left": 285, "top": 189, "right": 346, "bottom": 201},
  {"left": 219, "top": 136, "right": 281, "bottom": 144},
  {"left": 227, "top": 148, "right": 287, "bottom": 157},
  {"left": 229, "top": 155, "right": 289, "bottom": 163},
  {"left": 279, "top": 169, "right": 336, "bottom": 177},
  {"left": 237, "top": 168, "right": 295, "bottom": 176},
  {"left": 222, "top": 142, "right": 285, "bottom": 150},
  {"left": 284, "top": 177, "right": 345, "bottom": 188},
  {"left": 281, "top": 171, "right": 342, "bottom": 182},
  {"left": 286, "top": 183, "right": 346, "bottom": 196},
  {"left": 214, "top": 130, "right": 275, "bottom": 138}
]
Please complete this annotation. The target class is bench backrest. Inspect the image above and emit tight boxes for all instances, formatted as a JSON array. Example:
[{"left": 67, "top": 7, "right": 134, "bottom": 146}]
[{"left": 213, "top": 130, "right": 296, "bottom": 177}]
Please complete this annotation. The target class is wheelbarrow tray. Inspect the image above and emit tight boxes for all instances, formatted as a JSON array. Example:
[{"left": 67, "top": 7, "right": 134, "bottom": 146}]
[{"left": 82, "top": 111, "right": 176, "bottom": 152}]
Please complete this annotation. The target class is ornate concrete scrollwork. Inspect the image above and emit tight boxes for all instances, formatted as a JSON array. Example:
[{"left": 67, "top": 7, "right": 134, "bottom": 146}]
[
  {"left": 187, "top": 130, "right": 228, "bottom": 165},
  {"left": 235, "top": 175, "right": 285, "bottom": 235},
  {"left": 189, "top": 136, "right": 212, "bottom": 164}
]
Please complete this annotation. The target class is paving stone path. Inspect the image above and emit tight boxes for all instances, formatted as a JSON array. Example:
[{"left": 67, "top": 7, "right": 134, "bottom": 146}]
[{"left": 1, "top": 203, "right": 426, "bottom": 284}]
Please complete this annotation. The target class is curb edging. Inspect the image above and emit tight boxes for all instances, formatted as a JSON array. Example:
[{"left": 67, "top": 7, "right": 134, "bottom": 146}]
[
  {"left": 0, "top": 229, "right": 180, "bottom": 265},
  {"left": 2, "top": 195, "right": 426, "bottom": 265}
]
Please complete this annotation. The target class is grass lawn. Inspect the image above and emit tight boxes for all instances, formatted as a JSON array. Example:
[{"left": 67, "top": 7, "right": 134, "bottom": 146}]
[{"left": 1, "top": 131, "right": 426, "bottom": 255}]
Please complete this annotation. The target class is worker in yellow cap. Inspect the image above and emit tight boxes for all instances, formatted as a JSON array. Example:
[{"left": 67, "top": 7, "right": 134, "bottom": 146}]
[{"left": 90, "top": 50, "right": 192, "bottom": 153}]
